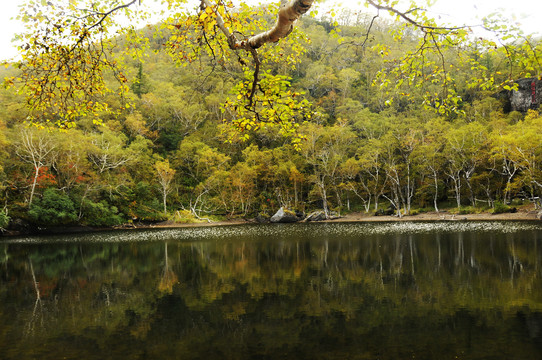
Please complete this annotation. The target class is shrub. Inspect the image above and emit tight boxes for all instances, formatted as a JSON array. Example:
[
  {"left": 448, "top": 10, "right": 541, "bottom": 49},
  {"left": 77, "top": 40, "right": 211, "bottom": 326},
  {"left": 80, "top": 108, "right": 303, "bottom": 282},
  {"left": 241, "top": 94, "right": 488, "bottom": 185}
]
[
  {"left": 0, "top": 209, "right": 9, "bottom": 229},
  {"left": 450, "top": 206, "right": 477, "bottom": 215},
  {"left": 80, "top": 199, "right": 125, "bottom": 227},
  {"left": 116, "top": 182, "right": 167, "bottom": 222},
  {"left": 170, "top": 209, "right": 204, "bottom": 224},
  {"left": 409, "top": 208, "right": 432, "bottom": 216},
  {"left": 492, "top": 202, "right": 512, "bottom": 214},
  {"left": 28, "top": 189, "right": 78, "bottom": 226},
  {"left": 132, "top": 198, "right": 167, "bottom": 222}
]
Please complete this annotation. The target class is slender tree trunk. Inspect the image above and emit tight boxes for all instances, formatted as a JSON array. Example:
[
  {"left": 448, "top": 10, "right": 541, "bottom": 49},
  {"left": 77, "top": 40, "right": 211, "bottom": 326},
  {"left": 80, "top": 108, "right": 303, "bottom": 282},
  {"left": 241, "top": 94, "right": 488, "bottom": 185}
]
[
  {"left": 464, "top": 172, "right": 475, "bottom": 206},
  {"left": 394, "top": 187, "right": 402, "bottom": 218},
  {"left": 433, "top": 174, "right": 439, "bottom": 212},
  {"left": 322, "top": 187, "right": 329, "bottom": 218},
  {"left": 405, "top": 162, "right": 413, "bottom": 215},
  {"left": 374, "top": 193, "right": 380, "bottom": 212},
  {"left": 294, "top": 178, "right": 298, "bottom": 208},
  {"left": 334, "top": 188, "right": 342, "bottom": 216},
  {"left": 29, "top": 166, "right": 41, "bottom": 207},
  {"left": 318, "top": 179, "right": 329, "bottom": 218},
  {"left": 449, "top": 173, "right": 462, "bottom": 208},
  {"left": 163, "top": 190, "right": 167, "bottom": 215}
]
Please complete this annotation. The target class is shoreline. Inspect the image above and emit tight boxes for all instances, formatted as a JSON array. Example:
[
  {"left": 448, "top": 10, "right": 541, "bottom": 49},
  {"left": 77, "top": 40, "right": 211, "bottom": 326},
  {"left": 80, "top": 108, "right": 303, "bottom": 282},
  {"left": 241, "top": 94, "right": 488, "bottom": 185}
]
[
  {"left": 2, "top": 208, "right": 541, "bottom": 237},
  {"left": 125, "top": 208, "right": 542, "bottom": 232},
  {"left": 324, "top": 209, "right": 542, "bottom": 223}
]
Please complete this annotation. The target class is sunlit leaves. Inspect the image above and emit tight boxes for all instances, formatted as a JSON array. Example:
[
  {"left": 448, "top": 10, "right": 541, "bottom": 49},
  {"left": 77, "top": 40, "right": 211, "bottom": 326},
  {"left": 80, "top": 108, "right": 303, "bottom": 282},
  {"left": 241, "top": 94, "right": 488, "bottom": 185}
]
[
  {"left": 222, "top": 72, "right": 314, "bottom": 150},
  {"left": 9, "top": 0, "right": 147, "bottom": 127},
  {"left": 7, "top": 0, "right": 542, "bottom": 136},
  {"left": 368, "top": 2, "right": 541, "bottom": 116}
]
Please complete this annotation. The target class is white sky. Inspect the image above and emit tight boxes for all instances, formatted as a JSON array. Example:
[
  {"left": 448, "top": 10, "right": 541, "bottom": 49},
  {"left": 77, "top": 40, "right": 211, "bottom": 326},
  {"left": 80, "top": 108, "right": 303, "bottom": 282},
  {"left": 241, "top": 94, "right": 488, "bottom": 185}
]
[{"left": 0, "top": 0, "right": 541, "bottom": 61}]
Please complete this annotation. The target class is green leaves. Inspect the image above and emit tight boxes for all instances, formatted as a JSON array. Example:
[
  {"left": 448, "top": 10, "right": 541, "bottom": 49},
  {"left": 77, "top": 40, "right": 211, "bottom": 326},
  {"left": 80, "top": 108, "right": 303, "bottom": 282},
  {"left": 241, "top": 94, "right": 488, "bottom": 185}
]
[
  {"left": 28, "top": 188, "right": 78, "bottom": 226},
  {"left": 0, "top": 209, "right": 9, "bottom": 230}
]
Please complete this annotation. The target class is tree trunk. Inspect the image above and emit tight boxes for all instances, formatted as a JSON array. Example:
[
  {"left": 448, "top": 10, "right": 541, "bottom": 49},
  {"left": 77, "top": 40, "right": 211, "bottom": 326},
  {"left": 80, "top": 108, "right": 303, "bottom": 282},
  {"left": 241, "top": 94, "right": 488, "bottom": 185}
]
[
  {"left": 318, "top": 179, "right": 329, "bottom": 219},
  {"left": 28, "top": 166, "right": 41, "bottom": 207},
  {"left": 433, "top": 174, "right": 439, "bottom": 213},
  {"left": 163, "top": 190, "right": 167, "bottom": 215},
  {"left": 294, "top": 178, "right": 298, "bottom": 208},
  {"left": 464, "top": 172, "right": 475, "bottom": 206},
  {"left": 448, "top": 172, "right": 462, "bottom": 208}
]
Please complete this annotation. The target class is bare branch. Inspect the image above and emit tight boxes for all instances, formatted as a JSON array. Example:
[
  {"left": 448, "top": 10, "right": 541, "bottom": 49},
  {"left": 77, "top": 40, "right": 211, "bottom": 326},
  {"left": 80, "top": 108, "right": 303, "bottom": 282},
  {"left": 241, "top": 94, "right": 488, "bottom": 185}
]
[
  {"left": 366, "top": 0, "right": 472, "bottom": 32},
  {"left": 72, "top": 0, "right": 138, "bottom": 50},
  {"left": 86, "top": 0, "right": 138, "bottom": 32},
  {"left": 247, "top": 48, "right": 261, "bottom": 106}
]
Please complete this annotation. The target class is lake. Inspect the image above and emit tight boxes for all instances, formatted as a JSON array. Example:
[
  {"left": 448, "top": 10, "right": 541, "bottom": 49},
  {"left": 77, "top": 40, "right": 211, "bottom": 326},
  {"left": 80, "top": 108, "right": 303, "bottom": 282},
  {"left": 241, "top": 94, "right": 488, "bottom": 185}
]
[{"left": 1, "top": 221, "right": 542, "bottom": 359}]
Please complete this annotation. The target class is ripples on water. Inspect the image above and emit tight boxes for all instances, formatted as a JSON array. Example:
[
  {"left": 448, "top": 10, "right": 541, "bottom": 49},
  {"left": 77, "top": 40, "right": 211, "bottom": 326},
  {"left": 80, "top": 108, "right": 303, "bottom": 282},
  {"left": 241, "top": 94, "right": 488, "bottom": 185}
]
[{"left": 6, "top": 220, "right": 542, "bottom": 244}]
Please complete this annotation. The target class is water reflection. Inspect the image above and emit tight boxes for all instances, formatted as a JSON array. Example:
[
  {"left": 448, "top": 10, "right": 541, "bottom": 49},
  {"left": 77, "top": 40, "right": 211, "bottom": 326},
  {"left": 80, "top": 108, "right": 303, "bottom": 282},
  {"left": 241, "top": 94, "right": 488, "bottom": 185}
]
[{"left": 1, "top": 222, "right": 542, "bottom": 359}]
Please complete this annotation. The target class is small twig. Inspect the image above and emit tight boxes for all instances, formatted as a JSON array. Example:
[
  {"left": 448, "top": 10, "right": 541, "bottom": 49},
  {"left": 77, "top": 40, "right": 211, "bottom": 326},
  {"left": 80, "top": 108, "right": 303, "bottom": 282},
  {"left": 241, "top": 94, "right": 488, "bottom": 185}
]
[{"left": 72, "top": 0, "right": 138, "bottom": 51}]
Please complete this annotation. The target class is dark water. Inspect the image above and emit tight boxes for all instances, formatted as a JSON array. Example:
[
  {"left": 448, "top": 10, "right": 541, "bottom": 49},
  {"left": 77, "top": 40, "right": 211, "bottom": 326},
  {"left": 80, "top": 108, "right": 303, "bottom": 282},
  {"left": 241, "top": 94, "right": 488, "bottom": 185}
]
[{"left": 2, "top": 221, "right": 542, "bottom": 359}]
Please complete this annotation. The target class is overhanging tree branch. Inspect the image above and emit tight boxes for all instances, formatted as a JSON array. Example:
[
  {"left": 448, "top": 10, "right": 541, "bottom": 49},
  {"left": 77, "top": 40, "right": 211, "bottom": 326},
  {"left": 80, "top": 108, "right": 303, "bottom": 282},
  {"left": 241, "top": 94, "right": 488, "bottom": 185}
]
[{"left": 366, "top": 0, "right": 473, "bottom": 33}]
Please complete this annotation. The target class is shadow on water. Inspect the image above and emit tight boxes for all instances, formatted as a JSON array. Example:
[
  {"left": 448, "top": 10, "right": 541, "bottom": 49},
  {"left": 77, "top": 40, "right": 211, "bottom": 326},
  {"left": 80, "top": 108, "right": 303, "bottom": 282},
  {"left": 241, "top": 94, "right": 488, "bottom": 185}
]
[{"left": 1, "top": 221, "right": 542, "bottom": 359}]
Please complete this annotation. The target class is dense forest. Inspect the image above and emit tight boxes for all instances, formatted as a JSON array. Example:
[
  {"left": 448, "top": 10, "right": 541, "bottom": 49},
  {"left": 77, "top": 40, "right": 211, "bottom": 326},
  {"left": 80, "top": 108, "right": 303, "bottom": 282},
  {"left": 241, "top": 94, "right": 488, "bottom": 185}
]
[{"left": 1, "top": 7, "right": 542, "bottom": 231}]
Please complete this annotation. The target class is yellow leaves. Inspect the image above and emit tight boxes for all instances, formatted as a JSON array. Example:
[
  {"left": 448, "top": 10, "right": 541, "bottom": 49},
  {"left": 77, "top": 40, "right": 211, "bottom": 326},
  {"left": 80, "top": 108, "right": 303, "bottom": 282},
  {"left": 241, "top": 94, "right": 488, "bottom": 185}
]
[
  {"left": 199, "top": 7, "right": 215, "bottom": 23},
  {"left": 3, "top": 77, "right": 15, "bottom": 88},
  {"left": 222, "top": 73, "right": 313, "bottom": 148}
]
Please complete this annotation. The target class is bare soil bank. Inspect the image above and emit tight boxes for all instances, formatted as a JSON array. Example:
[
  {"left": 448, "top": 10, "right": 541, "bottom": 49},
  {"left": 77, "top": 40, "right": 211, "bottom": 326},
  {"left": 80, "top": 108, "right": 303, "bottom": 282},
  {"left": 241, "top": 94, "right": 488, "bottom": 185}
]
[
  {"left": 327, "top": 210, "right": 540, "bottom": 223},
  {"left": 152, "top": 205, "right": 541, "bottom": 229}
]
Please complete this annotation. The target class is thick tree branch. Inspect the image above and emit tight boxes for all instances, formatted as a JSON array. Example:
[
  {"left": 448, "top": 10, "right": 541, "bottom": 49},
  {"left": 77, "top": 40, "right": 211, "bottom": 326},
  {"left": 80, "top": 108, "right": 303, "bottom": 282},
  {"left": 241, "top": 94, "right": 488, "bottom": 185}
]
[
  {"left": 247, "top": 0, "right": 314, "bottom": 49},
  {"left": 201, "top": 0, "right": 314, "bottom": 51},
  {"left": 200, "top": 0, "right": 314, "bottom": 107}
]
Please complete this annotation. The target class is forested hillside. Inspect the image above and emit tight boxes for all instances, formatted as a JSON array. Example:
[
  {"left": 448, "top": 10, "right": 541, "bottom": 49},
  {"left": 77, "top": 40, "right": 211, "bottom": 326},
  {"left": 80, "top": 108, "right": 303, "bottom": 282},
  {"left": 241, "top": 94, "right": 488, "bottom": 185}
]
[{"left": 1, "top": 9, "right": 541, "bottom": 231}]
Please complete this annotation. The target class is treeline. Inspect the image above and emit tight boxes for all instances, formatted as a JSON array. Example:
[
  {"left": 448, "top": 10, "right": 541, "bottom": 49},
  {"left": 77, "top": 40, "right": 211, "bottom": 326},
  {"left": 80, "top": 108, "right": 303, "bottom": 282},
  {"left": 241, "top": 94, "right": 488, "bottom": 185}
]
[{"left": 0, "top": 13, "right": 541, "bottom": 229}]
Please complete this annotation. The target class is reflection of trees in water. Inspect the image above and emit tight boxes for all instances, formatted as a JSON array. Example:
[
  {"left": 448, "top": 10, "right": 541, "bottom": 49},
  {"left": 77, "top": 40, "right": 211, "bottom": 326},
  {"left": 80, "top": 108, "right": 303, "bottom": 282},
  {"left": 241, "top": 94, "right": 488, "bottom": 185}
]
[
  {"left": 2, "top": 230, "right": 542, "bottom": 358},
  {"left": 24, "top": 258, "right": 43, "bottom": 336},
  {"left": 171, "top": 232, "right": 542, "bottom": 318},
  {"left": 159, "top": 242, "right": 178, "bottom": 294}
]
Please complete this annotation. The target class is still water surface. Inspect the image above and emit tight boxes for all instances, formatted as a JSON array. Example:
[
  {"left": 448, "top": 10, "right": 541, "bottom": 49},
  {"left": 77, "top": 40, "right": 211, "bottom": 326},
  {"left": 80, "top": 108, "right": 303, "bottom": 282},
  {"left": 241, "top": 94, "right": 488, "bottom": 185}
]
[{"left": 2, "top": 221, "right": 542, "bottom": 359}]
